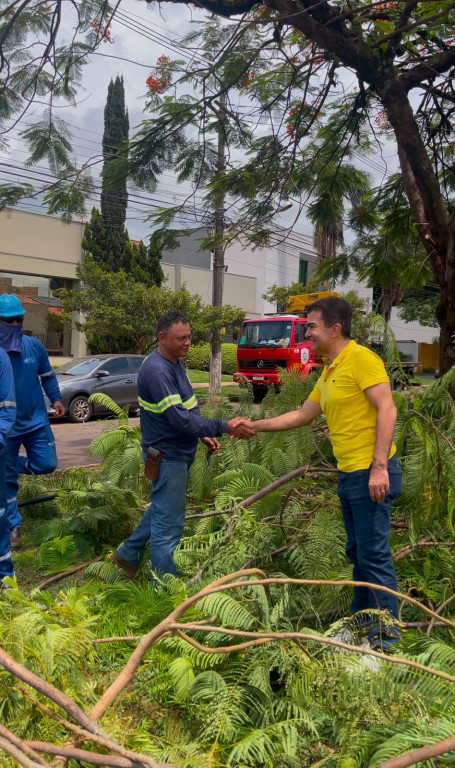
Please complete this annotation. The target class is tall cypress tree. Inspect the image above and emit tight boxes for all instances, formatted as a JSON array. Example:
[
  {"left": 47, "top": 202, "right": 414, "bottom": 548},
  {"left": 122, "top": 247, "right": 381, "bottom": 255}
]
[{"left": 100, "top": 75, "right": 129, "bottom": 270}]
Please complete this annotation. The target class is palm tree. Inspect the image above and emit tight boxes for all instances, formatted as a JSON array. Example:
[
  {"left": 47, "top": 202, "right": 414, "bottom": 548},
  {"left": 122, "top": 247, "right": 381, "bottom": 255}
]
[{"left": 301, "top": 158, "right": 371, "bottom": 290}]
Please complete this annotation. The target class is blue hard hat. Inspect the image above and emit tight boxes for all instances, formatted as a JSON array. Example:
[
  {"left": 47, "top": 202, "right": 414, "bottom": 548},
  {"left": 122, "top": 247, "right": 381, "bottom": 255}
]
[{"left": 0, "top": 294, "right": 25, "bottom": 317}]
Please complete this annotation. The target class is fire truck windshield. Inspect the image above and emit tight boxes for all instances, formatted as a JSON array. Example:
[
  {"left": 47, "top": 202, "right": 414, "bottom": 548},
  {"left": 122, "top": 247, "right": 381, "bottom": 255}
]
[{"left": 239, "top": 321, "right": 293, "bottom": 348}]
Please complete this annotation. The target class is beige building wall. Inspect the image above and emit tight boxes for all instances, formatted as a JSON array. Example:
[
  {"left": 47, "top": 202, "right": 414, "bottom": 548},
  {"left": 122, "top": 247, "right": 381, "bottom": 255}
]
[
  {"left": 0, "top": 208, "right": 85, "bottom": 278},
  {"left": 163, "top": 264, "right": 259, "bottom": 318},
  {"left": 0, "top": 210, "right": 258, "bottom": 359},
  {"left": 0, "top": 208, "right": 87, "bottom": 356}
]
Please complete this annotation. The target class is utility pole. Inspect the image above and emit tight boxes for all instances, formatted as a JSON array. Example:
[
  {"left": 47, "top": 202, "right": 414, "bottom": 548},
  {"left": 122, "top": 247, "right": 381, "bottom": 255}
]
[{"left": 209, "top": 94, "right": 226, "bottom": 395}]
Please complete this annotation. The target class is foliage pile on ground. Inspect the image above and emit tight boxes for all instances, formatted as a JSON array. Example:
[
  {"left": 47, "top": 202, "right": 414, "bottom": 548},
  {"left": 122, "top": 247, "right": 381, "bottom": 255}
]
[{"left": 2, "top": 370, "right": 455, "bottom": 767}]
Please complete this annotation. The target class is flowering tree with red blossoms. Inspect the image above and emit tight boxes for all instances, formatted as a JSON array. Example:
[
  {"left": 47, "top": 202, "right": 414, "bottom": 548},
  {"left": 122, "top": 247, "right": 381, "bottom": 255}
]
[{"left": 1, "top": 0, "right": 455, "bottom": 371}]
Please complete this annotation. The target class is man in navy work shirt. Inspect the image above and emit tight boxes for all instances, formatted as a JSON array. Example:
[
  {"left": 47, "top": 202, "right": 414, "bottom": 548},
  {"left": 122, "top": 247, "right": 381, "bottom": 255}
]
[
  {"left": 0, "top": 294, "right": 66, "bottom": 551},
  {"left": 0, "top": 348, "right": 16, "bottom": 588},
  {"left": 112, "top": 311, "right": 254, "bottom": 579}
]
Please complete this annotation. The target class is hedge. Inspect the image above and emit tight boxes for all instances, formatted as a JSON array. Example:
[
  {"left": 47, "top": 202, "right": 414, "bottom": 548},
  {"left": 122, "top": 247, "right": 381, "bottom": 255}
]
[{"left": 186, "top": 343, "right": 238, "bottom": 375}]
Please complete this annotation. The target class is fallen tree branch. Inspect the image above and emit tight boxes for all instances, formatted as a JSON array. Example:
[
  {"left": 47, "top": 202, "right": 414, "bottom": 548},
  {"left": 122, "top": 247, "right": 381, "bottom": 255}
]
[
  {"left": 426, "top": 592, "right": 455, "bottom": 637},
  {"left": 36, "top": 556, "right": 103, "bottom": 590},
  {"left": 90, "top": 569, "right": 455, "bottom": 721},
  {"left": 0, "top": 647, "right": 102, "bottom": 734},
  {"left": 379, "top": 734, "right": 455, "bottom": 768},
  {"left": 90, "top": 568, "right": 268, "bottom": 720},
  {"left": 0, "top": 735, "right": 46, "bottom": 768},
  {"left": 0, "top": 725, "right": 48, "bottom": 767},
  {"left": 15, "top": 686, "right": 160, "bottom": 768},
  {"left": 186, "top": 465, "right": 313, "bottom": 581},
  {"left": 185, "top": 466, "right": 333, "bottom": 520},
  {"left": 25, "top": 741, "right": 158, "bottom": 768},
  {"left": 0, "top": 647, "right": 176, "bottom": 767},
  {"left": 242, "top": 544, "right": 292, "bottom": 569},
  {"left": 170, "top": 623, "right": 455, "bottom": 682},
  {"left": 393, "top": 537, "right": 455, "bottom": 562}
]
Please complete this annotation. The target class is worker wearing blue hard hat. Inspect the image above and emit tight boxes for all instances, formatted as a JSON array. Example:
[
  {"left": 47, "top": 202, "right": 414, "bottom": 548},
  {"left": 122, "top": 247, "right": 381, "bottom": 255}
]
[{"left": 0, "top": 294, "right": 66, "bottom": 550}]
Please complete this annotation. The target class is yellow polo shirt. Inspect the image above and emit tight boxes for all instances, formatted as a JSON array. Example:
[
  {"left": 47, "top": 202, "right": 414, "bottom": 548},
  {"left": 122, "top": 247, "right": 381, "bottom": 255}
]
[{"left": 308, "top": 340, "right": 395, "bottom": 472}]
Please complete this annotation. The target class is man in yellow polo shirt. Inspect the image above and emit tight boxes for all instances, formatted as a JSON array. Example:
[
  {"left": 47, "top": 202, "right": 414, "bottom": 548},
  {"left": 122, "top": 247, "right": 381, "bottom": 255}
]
[{"left": 244, "top": 296, "right": 402, "bottom": 652}]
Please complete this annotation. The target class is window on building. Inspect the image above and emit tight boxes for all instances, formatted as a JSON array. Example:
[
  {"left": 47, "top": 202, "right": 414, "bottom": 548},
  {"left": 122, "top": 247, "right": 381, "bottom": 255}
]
[{"left": 299, "top": 258, "right": 308, "bottom": 285}]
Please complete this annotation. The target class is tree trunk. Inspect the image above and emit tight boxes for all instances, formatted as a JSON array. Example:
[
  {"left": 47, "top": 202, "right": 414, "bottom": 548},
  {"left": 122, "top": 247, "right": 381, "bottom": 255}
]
[
  {"left": 379, "top": 77, "right": 455, "bottom": 373},
  {"left": 209, "top": 343, "right": 222, "bottom": 394},
  {"left": 209, "top": 95, "right": 226, "bottom": 395},
  {"left": 381, "top": 284, "right": 403, "bottom": 323},
  {"left": 315, "top": 225, "right": 337, "bottom": 291}
]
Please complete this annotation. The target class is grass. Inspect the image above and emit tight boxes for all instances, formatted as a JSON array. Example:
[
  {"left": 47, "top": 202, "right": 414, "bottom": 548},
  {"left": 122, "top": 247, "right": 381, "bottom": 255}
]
[
  {"left": 186, "top": 368, "right": 233, "bottom": 383},
  {"left": 195, "top": 384, "right": 241, "bottom": 397}
]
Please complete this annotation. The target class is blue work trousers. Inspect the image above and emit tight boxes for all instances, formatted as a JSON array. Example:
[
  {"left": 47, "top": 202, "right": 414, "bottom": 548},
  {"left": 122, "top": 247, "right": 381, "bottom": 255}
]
[
  {"left": 6, "top": 424, "right": 57, "bottom": 530},
  {"left": 0, "top": 447, "right": 14, "bottom": 581},
  {"left": 118, "top": 458, "right": 193, "bottom": 578},
  {"left": 338, "top": 455, "right": 402, "bottom": 650}
]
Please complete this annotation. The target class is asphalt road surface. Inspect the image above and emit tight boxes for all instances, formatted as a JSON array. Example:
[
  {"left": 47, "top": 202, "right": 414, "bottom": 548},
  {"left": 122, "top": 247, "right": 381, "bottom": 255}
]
[{"left": 51, "top": 416, "right": 141, "bottom": 470}]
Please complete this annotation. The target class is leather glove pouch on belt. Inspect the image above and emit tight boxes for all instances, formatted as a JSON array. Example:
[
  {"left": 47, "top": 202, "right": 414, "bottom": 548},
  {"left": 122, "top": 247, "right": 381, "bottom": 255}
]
[{"left": 144, "top": 446, "right": 162, "bottom": 482}]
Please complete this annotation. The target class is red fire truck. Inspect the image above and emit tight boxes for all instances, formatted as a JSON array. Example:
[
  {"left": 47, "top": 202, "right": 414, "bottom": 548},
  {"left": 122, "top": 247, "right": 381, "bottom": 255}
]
[{"left": 234, "top": 291, "right": 341, "bottom": 400}]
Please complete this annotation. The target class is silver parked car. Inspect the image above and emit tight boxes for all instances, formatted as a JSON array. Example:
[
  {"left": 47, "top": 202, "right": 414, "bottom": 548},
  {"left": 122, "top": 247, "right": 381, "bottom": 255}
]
[{"left": 46, "top": 354, "right": 146, "bottom": 423}]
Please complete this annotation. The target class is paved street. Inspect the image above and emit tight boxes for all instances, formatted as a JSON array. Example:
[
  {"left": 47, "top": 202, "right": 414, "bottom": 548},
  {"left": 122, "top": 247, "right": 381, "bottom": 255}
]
[{"left": 51, "top": 417, "right": 140, "bottom": 469}]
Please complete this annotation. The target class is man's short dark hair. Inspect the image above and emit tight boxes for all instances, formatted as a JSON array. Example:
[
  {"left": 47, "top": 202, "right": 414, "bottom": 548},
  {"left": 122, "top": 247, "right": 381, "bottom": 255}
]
[
  {"left": 307, "top": 297, "right": 352, "bottom": 338},
  {"left": 157, "top": 311, "right": 190, "bottom": 335}
]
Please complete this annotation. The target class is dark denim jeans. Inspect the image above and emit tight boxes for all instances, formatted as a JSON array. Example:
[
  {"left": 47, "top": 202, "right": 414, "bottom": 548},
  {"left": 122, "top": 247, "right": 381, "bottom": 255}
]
[
  {"left": 118, "top": 458, "right": 192, "bottom": 578},
  {"left": 338, "top": 455, "right": 402, "bottom": 650}
]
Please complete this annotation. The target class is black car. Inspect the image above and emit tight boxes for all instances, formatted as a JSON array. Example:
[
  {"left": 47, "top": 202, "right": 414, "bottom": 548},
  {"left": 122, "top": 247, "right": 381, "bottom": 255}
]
[{"left": 45, "top": 354, "right": 146, "bottom": 423}]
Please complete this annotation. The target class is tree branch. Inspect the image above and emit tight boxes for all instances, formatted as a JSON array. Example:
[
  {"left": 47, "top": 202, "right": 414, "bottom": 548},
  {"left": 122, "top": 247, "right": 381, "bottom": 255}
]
[
  {"left": 393, "top": 538, "right": 455, "bottom": 561},
  {"left": 186, "top": 464, "right": 313, "bottom": 582},
  {"left": 15, "top": 686, "right": 161, "bottom": 768},
  {"left": 0, "top": 725, "right": 48, "bottom": 767},
  {"left": 379, "top": 734, "right": 455, "bottom": 768},
  {"left": 170, "top": 623, "right": 455, "bottom": 683},
  {"left": 25, "top": 742, "right": 153, "bottom": 768},
  {"left": 36, "top": 556, "right": 103, "bottom": 590},
  {"left": 0, "top": 736, "right": 46, "bottom": 768},
  {"left": 0, "top": 647, "right": 102, "bottom": 735},
  {"left": 90, "top": 569, "right": 455, "bottom": 721}
]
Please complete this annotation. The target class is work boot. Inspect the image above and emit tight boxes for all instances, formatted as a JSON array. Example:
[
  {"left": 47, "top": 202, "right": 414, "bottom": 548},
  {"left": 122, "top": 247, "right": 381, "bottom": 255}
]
[
  {"left": 111, "top": 550, "right": 138, "bottom": 580},
  {"left": 10, "top": 528, "right": 22, "bottom": 550}
]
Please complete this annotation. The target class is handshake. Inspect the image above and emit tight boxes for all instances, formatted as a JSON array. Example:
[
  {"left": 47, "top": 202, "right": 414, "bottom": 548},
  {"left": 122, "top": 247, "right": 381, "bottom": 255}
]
[{"left": 227, "top": 417, "right": 256, "bottom": 440}]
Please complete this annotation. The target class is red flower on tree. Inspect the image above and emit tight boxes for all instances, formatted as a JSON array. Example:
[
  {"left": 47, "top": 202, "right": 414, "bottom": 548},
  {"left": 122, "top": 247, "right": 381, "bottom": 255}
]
[{"left": 146, "top": 55, "right": 172, "bottom": 94}]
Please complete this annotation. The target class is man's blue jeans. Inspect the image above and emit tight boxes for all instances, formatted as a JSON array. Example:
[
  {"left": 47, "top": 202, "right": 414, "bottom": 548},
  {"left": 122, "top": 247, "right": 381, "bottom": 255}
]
[
  {"left": 338, "top": 455, "right": 402, "bottom": 650},
  {"left": 6, "top": 424, "right": 58, "bottom": 530},
  {"left": 118, "top": 458, "right": 192, "bottom": 578}
]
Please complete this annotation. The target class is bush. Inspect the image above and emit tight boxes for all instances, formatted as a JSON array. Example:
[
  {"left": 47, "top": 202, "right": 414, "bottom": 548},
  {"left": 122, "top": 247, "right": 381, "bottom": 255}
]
[{"left": 186, "top": 343, "right": 238, "bottom": 375}]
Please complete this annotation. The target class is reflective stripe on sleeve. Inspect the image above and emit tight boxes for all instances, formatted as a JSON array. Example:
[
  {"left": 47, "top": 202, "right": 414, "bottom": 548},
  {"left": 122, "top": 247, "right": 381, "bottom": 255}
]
[
  {"left": 0, "top": 551, "right": 12, "bottom": 562},
  {"left": 138, "top": 394, "right": 182, "bottom": 413},
  {"left": 40, "top": 370, "right": 54, "bottom": 378},
  {"left": 0, "top": 401, "right": 16, "bottom": 408},
  {"left": 182, "top": 396, "right": 198, "bottom": 410}
]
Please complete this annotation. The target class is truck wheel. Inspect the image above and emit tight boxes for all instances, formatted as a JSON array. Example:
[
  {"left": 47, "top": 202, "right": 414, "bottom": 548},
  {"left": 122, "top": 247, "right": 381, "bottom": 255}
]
[
  {"left": 252, "top": 386, "right": 267, "bottom": 403},
  {"left": 68, "top": 395, "right": 92, "bottom": 423}
]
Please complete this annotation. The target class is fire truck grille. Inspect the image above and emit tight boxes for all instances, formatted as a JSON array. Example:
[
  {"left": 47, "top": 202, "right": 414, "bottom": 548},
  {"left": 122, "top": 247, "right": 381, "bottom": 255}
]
[{"left": 240, "top": 359, "right": 288, "bottom": 370}]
